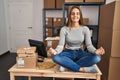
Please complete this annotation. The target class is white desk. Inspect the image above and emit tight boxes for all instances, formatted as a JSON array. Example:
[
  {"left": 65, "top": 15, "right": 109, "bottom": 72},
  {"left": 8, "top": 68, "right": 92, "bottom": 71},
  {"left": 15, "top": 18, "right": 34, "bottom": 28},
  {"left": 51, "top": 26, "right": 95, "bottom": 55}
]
[{"left": 8, "top": 59, "right": 102, "bottom": 80}]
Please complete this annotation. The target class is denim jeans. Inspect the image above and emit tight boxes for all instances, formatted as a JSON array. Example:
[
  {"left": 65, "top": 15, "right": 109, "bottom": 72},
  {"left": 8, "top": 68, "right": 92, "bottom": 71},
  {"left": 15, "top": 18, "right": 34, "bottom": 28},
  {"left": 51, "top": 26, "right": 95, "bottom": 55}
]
[{"left": 52, "top": 49, "right": 101, "bottom": 72}]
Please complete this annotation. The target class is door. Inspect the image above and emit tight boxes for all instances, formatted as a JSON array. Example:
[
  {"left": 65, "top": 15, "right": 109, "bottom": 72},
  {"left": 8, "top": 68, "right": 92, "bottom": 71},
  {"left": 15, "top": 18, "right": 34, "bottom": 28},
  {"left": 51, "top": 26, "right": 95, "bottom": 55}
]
[{"left": 8, "top": 2, "right": 33, "bottom": 52}]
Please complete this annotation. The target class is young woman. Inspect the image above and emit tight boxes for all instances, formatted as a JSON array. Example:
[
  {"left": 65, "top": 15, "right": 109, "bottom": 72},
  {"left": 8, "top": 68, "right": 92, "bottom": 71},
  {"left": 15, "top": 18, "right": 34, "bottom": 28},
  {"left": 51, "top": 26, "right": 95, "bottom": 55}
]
[{"left": 48, "top": 6, "right": 105, "bottom": 72}]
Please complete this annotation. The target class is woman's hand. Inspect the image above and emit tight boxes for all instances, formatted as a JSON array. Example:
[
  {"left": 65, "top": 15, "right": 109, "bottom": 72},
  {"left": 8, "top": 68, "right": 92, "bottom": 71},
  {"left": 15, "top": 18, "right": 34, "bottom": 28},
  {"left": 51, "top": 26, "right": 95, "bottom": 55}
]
[
  {"left": 48, "top": 47, "right": 57, "bottom": 56},
  {"left": 95, "top": 47, "right": 105, "bottom": 55}
]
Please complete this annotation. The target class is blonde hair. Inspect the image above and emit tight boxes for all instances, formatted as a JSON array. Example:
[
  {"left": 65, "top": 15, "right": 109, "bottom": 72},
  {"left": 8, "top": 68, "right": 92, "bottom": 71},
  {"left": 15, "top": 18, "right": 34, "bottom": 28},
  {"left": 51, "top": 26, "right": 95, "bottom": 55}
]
[{"left": 66, "top": 6, "right": 84, "bottom": 27}]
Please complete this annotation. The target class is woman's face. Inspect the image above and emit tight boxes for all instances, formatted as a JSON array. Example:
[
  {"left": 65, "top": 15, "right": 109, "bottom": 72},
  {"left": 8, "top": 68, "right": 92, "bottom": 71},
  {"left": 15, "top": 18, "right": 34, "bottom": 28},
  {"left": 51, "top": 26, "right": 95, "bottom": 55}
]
[{"left": 70, "top": 8, "right": 80, "bottom": 23}]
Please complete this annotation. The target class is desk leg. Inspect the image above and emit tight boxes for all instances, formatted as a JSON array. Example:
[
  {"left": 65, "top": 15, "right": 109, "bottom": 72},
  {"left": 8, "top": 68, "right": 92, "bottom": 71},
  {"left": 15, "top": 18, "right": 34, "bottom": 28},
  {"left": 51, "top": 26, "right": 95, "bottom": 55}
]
[
  {"left": 96, "top": 75, "right": 101, "bottom": 80},
  {"left": 71, "top": 78, "right": 74, "bottom": 80},
  {"left": 53, "top": 77, "right": 55, "bottom": 80},
  {"left": 28, "top": 76, "right": 31, "bottom": 80},
  {"left": 10, "top": 72, "right": 15, "bottom": 80}
]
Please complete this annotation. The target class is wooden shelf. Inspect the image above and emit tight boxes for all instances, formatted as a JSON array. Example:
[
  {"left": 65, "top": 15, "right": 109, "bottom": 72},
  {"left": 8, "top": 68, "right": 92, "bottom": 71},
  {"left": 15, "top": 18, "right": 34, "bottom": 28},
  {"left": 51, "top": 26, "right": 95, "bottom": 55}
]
[{"left": 64, "top": 2, "right": 105, "bottom": 6}]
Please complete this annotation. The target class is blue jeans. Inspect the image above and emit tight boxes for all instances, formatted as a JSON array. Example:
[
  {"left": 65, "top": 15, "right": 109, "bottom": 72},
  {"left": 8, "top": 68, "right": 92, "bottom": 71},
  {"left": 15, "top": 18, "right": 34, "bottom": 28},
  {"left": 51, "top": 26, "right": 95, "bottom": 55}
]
[{"left": 52, "top": 49, "right": 101, "bottom": 72}]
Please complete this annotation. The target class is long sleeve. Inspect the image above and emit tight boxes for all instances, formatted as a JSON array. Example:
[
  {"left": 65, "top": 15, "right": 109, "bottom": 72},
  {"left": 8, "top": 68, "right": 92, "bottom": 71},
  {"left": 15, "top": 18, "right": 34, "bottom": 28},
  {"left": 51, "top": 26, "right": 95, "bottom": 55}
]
[
  {"left": 55, "top": 27, "right": 66, "bottom": 53},
  {"left": 84, "top": 27, "right": 96, "bottom": 53},
  {"left": 55, "top": 26, "right": 96, "bottom": 54}
]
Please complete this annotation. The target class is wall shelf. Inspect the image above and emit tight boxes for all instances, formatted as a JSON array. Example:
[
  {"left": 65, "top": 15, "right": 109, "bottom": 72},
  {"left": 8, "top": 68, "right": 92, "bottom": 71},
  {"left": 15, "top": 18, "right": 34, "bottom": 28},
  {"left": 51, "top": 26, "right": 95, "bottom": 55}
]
[
  {"left": 43, "top": 0, "right": 106, "bottom": 48},
  {"left": 62, "top": 1, "right": 105, "bottom": 48},
  {"left": 64, "top": 2, "right": 105, "bottom": 6}
]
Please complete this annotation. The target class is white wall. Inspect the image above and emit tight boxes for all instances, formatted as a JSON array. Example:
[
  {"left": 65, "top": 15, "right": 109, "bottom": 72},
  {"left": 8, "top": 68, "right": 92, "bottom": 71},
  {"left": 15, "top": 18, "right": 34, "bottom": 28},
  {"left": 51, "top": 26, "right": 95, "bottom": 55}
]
[
  {"left": 32, "top": 0, "right": 43, "bottom": 41},
  {"left": 81, "top": 6, "right": 99, "bottom": 25},
  {"left": 0, "top": 0, "right": 8, "bottom": 55},
  {"left": 2, "top": 0, "right": 43, "bottom": 53}
]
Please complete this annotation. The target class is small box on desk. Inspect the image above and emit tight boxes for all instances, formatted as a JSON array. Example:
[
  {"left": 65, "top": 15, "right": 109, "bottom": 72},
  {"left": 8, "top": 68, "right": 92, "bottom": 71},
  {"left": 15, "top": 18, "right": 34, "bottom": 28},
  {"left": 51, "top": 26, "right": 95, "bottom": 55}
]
[
  {"left": 17, "top": 47, "right": 36, "bottom": 57},
  {"left": 17, "top": 47, "right": 36, "bottom": 54},
  {"left": 16, "top": 47, "right": 37, "bottom": 69},
  {"left": 16, "top": 54, "right": 37, "bottom": 69}
]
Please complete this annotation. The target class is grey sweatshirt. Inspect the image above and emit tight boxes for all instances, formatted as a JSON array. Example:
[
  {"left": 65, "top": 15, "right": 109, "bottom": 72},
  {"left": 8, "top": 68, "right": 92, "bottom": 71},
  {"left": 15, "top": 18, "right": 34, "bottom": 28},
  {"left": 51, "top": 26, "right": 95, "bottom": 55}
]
[{"left": 55, "top": 26, "right": 96, "bottom": 54}]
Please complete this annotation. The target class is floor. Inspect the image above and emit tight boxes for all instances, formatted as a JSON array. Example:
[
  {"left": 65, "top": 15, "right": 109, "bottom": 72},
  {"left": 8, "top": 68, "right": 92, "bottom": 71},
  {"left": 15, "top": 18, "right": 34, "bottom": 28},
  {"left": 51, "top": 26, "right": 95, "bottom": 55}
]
[{"left": 0, "top": 52, "right": 91, "bottom": 80}]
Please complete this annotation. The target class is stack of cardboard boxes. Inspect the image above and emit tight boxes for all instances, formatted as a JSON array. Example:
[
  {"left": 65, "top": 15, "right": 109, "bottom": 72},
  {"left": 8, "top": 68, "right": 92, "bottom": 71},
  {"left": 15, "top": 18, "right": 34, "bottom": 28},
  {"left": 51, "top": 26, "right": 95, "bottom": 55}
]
[
  {"left": 44, "top": 0, "right": 64, "bottom": 9},
  {"left": 16, "top": 47, "right": 37, "bottom": 69},
  {"left": 45, "top": 17, "right": 63, "bottom": 37},
  {"left": 45, "top": 17, "right": 63, "bottom": 27},
  {"left": 98, "top": 1, "right": 120, "bottom": 80}
]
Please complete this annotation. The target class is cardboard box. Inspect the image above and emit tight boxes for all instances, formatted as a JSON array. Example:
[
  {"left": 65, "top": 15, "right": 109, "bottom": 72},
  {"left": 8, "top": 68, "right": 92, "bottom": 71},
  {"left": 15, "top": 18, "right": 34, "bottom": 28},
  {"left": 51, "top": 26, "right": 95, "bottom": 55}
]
[
  {"left": 44, "top": 0, "right": 55, "bottom": 8},
  {"left": 98, "top": 1, "right": 120, "bottom": 80},
  {"left": 98, "top": 29, "right": 113, "bottom": 57},
  {"left": 85, "top": 0, "right": 104, "bottom": 2},
  {"left": 108, "top": 57, "right": 120, "bottom": 80},
  {"left": 46, "top": 28, "right": 52, "bottom": 37},
  {"left": 45, "top": 37, "right": 59, "bottom": 49},
  {"left": 65, "top": 0, "right": 83, "bottom": 2},
  {"left": 16, "top": 53, "right": 37, "bottom": 69},
  {"left": 17, "top": 47, "right": 36, "bottom": 54},
  {"left": 53, "top": 17, "right": 63, "bottom": 26},
  {"left": 83, "top": 18, "right": 89, "bottom": 25},
  {"left": 98, "top": 1, "right": 120, "bottom": 57},
  {"left": 99, "top": 2, "right": 114, "bottom": 30},
  {"left": 53, "top": 28, "right": 61, "bottom": 36},
  {"left": 17, "top": 47, "right": 36, "bottom": 57},
  {"left": 45, "top": 40, "right": 59, "bottom": 49},
  {"left": 56, "top": 0, "right": 64, "bottom": 8},
  {"left": 99, "top": 1, "right": 120, "bottom": 31},
  {"left": 113, "top": 1, "right": 120, "bottom": 31},
  {"left": 46, "top": 17, "right": 53, "bottom": 26},
  {"left": 17, "top": 53, "right": 36, "bottom": 57},
  {"left": 111, "top": 31, "right": 120, "bottom": 57}
]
